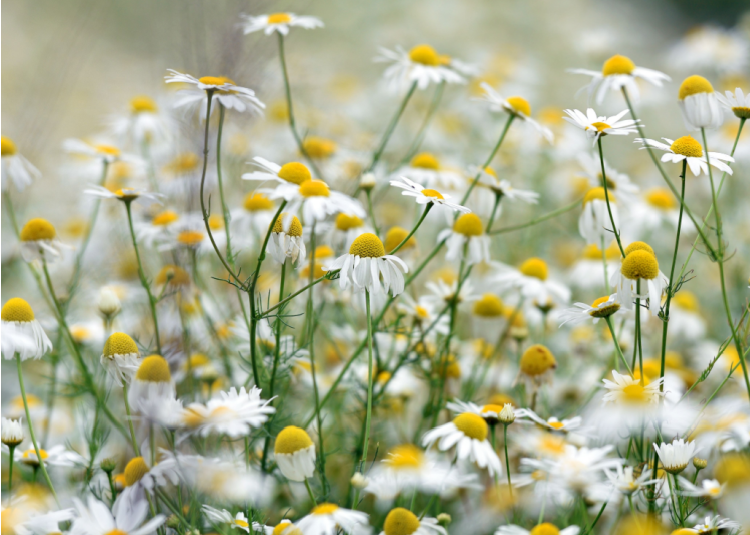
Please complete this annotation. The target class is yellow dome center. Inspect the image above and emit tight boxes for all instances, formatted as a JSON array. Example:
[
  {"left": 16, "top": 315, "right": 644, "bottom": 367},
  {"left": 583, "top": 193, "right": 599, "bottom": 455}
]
[
  {"left": 277, "top": 162, "right": 311, "bottom": 185},
  {"left": 678, "top": 75, "right": 714, "bottom": 100},
  {"left": 385, "top": 227, "right": 416, "bottom": 253},
  {"left": 268, "top": 13, "right": 292, "bottom": 24},
  {"left": 589, "top": 122, "right": 611, "bottom": 133},
  {"left": 130, "top": 96, "right": 158, "bottom": 113},
  {"left": 621, "top": 250, "right": 659, "bottom": 280},
  {"left": 589, "top": 296, "right": 621, "bottom": 318},
  {"left": 95, "top": 144, "right": 120, "bottom": 157},
  {"left": 488, "top": 393, "right": 515, "bottom": 406},
  {"left": 302, "top": 137, "right": 337, "bottom": 159},
  {"left": 621, "top": 383, "right": 648, "bottom": 403},
  {"left": 581, "top": 244, "right": 603, "bottom": 260},
  {"left": 506, "top": 96, "right": 531, "bottom": 117},
  {"left": 299, "top": 179, "right": 330, "bottom": 198},
  {"left": 349, "top": 233, "right": 386, "bottom": 258},
  {"left": 624, "top": 241, "right": 654, "bottom": 256},
  {"left": 177, "top": 230, "right": 204, "bottom": 246},
  {"left": 408, "top": 44, "right": 440, "bottom": 66},
  {"left": 124, "top": 457, "right": 149, "bottom": 486},
  {"left": 383, "top": 508, "right": 420, "bottom": 535},
  {"left": 152, "top": 210, "right": 179, "bottom": 226},
  {"left": 2, "top": 298, "right": 35, "bottom": 323},
  {"left": 453, "top": 412, "right": 488, "bottom": 441},
  {"left": 1, "top": 136, "right": 17, "bottom": 156},
  {"left": 669, "top": 136, "right": 703, "bottom": 158},
  {"left": 473, "top": 294, "right": 504, "bottom": 317},
  {"left": 22, "top": 448, "right": 49, "bottom": 462},
  {"left": 198, "top": 76, "right": 236, "bottom": 87},
  {"left": 583, "top": 187, "right": 614, "bottom": 205},
  {"left": 311, "top": 503, "right": 339, "bottom": 516},
  {"left": 646, "top": 188, "right": 677, "bottom": 210},
  {"left": 135, "top": 355, "right": 172, "bottom": 382},
  {"left": 530, "top": 523, "right": 561, "bottom": 535},
  {"left": 275, "top": 426, "right": 314, "bottom": 454},
  {"left": 453, "top": 213, "right": 483, "bottom": 237},
  {"left": 672, "top": 291, "right": 699, "bottom": 312},
  {"left": 155, "top": 265, "right": 190, "bottom": 286},
  {"left": 519, "top": 344, "right": 557, "bottom": 376},
  {"left": 166, "top": 153, "right": 200, "bottom": 173},
  {"left": 103, "top": 332, "right": 139, "bottom": 357},
  {"left": 421, "top": 188, "right": 444, "bottom": 200},
  {"left": 105, "top": 530, "right": 128, "bottom": 535},
  {"left": 20, "top": 218, "right": 56, "bottom": 242},
  {"left": 244, "top": 193, "right": 274, "bottom": 212},
  {"left": 272, "top": 214, "right": 303, "bottom": 237},
  {"left": 482, "top": 404, "right": 504, "bottom": 415},
  {"left": 602, "top": 55, "right": 636, "bottom": 76},
  {"left": 387, "top": 444, "right": 425, "bottom": 469},
  {"left": 591, "top": 296, "right": 611, "bottom": 308},
  {"left": 335, "top": 213, "right": 364, "bottom": 231},
  {"left": 519, "top": 257, "right": 548, "bottom": 280},
  {"left": 410, "top": 152, "right": 440, "bottom": 170}
]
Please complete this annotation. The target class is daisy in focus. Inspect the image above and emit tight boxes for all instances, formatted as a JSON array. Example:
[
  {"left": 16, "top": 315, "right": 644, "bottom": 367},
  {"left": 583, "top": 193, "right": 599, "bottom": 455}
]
[
  {"left": 165, "top": 70, "right": 265, "bottom": 116},
  {"left": 634, "top": 135, "right": 734, "bottom": 176},
  {"left": 478, "top": 82, "right": 554, "bottom": 142},
  {"left": 18, "top": 218, "right": 68, "bottom": 263},
  {"left": 677, "top": 75, "right": 723, "bottom": 131},
  {"left": 562, "top": 108, "right": 640, "bottom": 144},
  {"left": 241, "top": 12, "right": 323, "bottom": 36},
  {"left": 602, "top": 370, "right": 665, "bottom": 405},
  {"left": 558, "top": 294, "right": 623, "bottom": 327},
  {"left": 261, "top": 178, "right": 365, "bottom": 224},
  {"left": 389, "top": 176, "right": 470, "bottom": 213},
  {"left": 376, "top": 44, "right": 464, "bottom": 91},
  {"left": 569, "top": 54, "right": 670, "bottom": 104},
  {"left": 609, "top": 242, "right": 669, "bottom": 314},
  {"left": 380, "top": 508, "right": 446, "bottom": 535}
]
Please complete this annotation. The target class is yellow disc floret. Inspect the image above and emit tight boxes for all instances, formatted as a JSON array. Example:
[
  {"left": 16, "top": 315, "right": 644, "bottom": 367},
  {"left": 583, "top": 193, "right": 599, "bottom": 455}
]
[
  {"left": 473, "top": 294, "right": 504, "bottom": 317},
  {"left": 155, "top": 265, "right": 190, "bottom": 287},
  {"left": 349, "top": 233, "right": 386, "bottom": 258},
  {"left": 410, "top": 152, "right": 440, "bottom": 170},
  {"left": 272, "top": 214, "right": 303, "bottom": 237},
  {"left": 713, "top": 453, "right": 750, "bottom": 488},
  {"left": 453, "top": 213, "right": 483, "bottom": 237},
  {"left": 519, "top": 257, "right": 548, "bottom": 281},
  {"left": 621, "top": 250, "right": 659, "bottom": 280},
  {"left": 268, "top": 13, "right": 292, "bottom": 24},
  {"left": 679, "top": 75, "right": 714, "bottom": 100},
  {"left": 2, "top": 298, "right": 35, "bottom": 323},
  {"left": 244, "top": 193, "right": 274, "bottom": 212},
  {"left": 672, "top": 291, "right": 699, "bottom": 312},
  {"left": 421, "top": 189, "right": 444, "bottom": 200},
  {"left": 383, "top": 508, "right": 421, "bottom": 535},
  {"left": 299, "top": 179, "right": 330, "bottom": 198},
  {"left": 506, "top": 96, "right": 531, "bottom": 117},
  {"left": 124, "top": 457, "right": 149, "bottom": 486},
  {"left": 311, "top": 503, "right": 339, "bottom": 515},
  {"left": 386, "top": 444, "right": 424, "bottom": 469},
  {"left": 277, "top": 162, "right": 311, "bottom": 185},
  {"left": 646, "top": 188, "right": 677, "bottom": 210},
  {"left": 198, "top": 76, "right": 235, "bottom": 87},
  {"left": 130, "top": 96, "right": 158, "bottom": 113},
  {"left": 152, "top": 210, "right": 179, "bottom": 226},
  {"left": 177, "top": 230, "right": 204, "bottom": 247},
  {"left": 669, "top": 136, "right": 703, "bottom": 158},
  {"left": 335, "top": 213, "right": 364, "bottom": 231},
  {"left": 519, "top": 344, "right": 557, "bottom": 376},
  {"left": 1, "top": 136, "right": 17, "bottom": 156},
  {"left": 624, "top": 241, "right": 654, "bottom": 257},
  {"left": 20, "top": 218, "right": 56, "bottom": 242},
  {"left": 275, "top": 426, "right": 314, "bottom": 454},
  {"left": 453, "top": 412, "right": 488, "bottom": 441},
  {"left": 135, "top": 355, "right": 172, "bottom": 382},
  {"left": 302, "top": 137, "right": 337, "bottom": 159},
  {"left": 583, "top": 187, "right": 614, "bottom": 205},
  {"left": 385, "top": 227, "right": 416, "bottom": 253},
  {"left": 602, "top": 55, "right": 636, "bottom": 76},
  {"left": 103, "top": 332, "right": 139, "bottom": 357},
  {"left": 408, "top": 44, "right": 440, "bottom": 66},
  {"left": 530, "top": 523, "right": 561, "bottom": 535},
  {"left": 589, "top": 296, "right": 621, "bottom": 318}
]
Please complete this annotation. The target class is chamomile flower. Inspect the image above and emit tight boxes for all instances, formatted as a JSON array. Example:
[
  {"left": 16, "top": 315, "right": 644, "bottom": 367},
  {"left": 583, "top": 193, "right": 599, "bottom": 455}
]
[
  {"left": 492, "top": 257, "right": 571, "bottom": 305},
  {"left": 610, "top": 244, "right": 669, "bottom": 314},
  {"left": 667, "top": 291, "right": 706, "bottom": 341},
  {"left": 437, "top": 213, "right": 490, "bottom": 266},
  {"left": 331, "top": 213, "right": 371, "bottom": 253},
  {"left": 99, "top": 332, "right": 141, "bottom": 386},
  {"left": 716, "top": 87, "right": 750, "bottom": 119},
  {"left": 14, "top": 444, "right": 84, "bottom": 467},
  {"left": 569, "top": 54, "right": 670, "bottom": 104},
  {"left": 1, "top": 136, "right": 41, "bottom": 191},
  {"left": 165, "top": 70, "right": 265, "bottom": 116},
  {"left": 396, "top": 294, "right": 450, "bottom": 336},
  {"left": 602, "top": 370, "right": 665, "bottom": 405},
  {"left": 516, "top": 408, "right": 582, "bottom": 432},
  {"left": 232, "top": 193, "right": 277, "bottom": 248},
  {"left": 274, "top": 425, "right": 316, "bottom": 482},
  {"left": 267, "top": 213, "right": 306, "bottom": 266},
  {"left": 496, "top": 524, "right": 580, "bottom": 535},
  {"left": 389, "top": 176, "right": 469, "bottom": 213},
  {"left": 568, "top": 243, "right": 621, "bottom": 290},
  {"left": 241, "top": 12, "right": 323, "bottom": 36},
  {"left": 575, "top": 152, "right": 639, "bottom": 202},
  {"left": 84, "top": 185, "right": 164, "bottom": 206},
  {"left": 677, "top": 477, "right": 725, "bottom": 499},
  {"left": 653, "top": 439, "right": 698, "bottom": 474},
  {"left": 262, "top": 179, "right": 364, "bottom": 224},
  {"left": 690, "top": 516, "right": 741, "bottom": 534},
  {"left": 136, "top": 209, "right": 181, "bottom": 247},
  {"left": 201, "top": 506, "right": 257, "bottom": 533},
  {"left": 396, "top": 153, "right": 466, "bottom": 191},
  {"left": 677, "top": 75, "right": 723, "bottom": 131},
  {"left": 110, "top": 95, "right": 172, "bottom": 147},
  {"left": 605, "top": 464, "right": 660, "bottom": 496},
  {"left": 183, "top": 387, "right": 275, "bottom": 438},
  {"left": 380, "top": 508, "right": 446, "bottom": 535},
  {"left": 422, "top": 411, "right": 502, "bottom": 476},
  {"left": 1, "top": 417, "right": 24, "bottom": 447},
  {"left": 323, "top": 233, "right": 408, "bottom": 297},
  {"left": 471, "top": 166, "right": 539, "bottom": 217},
  {"left": 558, "top": 295, "right": 623, "bottom": 327},
  {"left": 72, "top": 496, "right": 165, "bottom": 535},
  {"left": 478, "top": 82, "right": 553, "bottom": 142},
  {"left": 634, "top": 135, "right": 734, "bottom": 176},
  {"left": 18, "top": 218, "right": 68, "bottom": 263},
  {"left": 127, "top": 355, "right": 175, "bottom": 407},
  {"left": 112, "top": 455, "right": 180, "bottom": 518},
  {"left": 578, "top": 187, "right": 619, "bottom": 246},
  {"left": 562, "top": 108, "right": 640, "bottom": 144},
  {"left": 295, "top": 503, "right": 370, "bottom": 535},
  {"left": 376, "top": 44, "right": 464, "bottom": 91},
  {"left": 1, "top": 298, "right": 52, "bottom": 360},
  {"left": 63, "top": 138, "right": 128, "bottom": 163},
  {"left": 242, "top": 157, "right": 312, "bottom": 187},
  {"left": 626, "top": 187, "right": 681, "bottom": 233},
  {"left": 514, "top": 344, "right": 557, "bottom": 391}
]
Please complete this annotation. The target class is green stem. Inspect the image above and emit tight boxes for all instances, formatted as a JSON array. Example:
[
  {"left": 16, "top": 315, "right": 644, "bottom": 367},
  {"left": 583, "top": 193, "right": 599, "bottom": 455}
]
[
  {"left": 503, "top": 424, "right": 513, "bottom": 499},
  {"left": 122, "top": 383, "right": 141, "bottom": 455},
  {"left": 7, "top": 445, "right": 15, "bottom": 493},
  {"left": 636, "top": 279, "right": 643, "bottom": 385},
  {"left": 390, "top": 204, "right": 432, "bottom": 255},
  {"left": 360, "top": 289, "right": 375, "bottom": 469},
  {"left": 367, "top": 81, "right": 418, "bottom": 172},
  {"left": 605, "top": 316, "right": 632, "bottom": 377},
  {"left": 304, "top": 479, "right": 318, "bottom": 506},
  {"left": 215, "top": 103, "right": 235, "bottom": 265},
  {"left": 365, "top": 189, "right": 380, "bottom": 237},
  {"left": 489, "top": 196, "right": 583, "bottom": 235},
  {"left": 460, "top": 115, "right": 515, "bottom": 206},
  {"left": 487, "top": 193, "right": 502, "bottom": 233},
  {"left": 597, "top": 137, "right": 625, "bottom": 257}
]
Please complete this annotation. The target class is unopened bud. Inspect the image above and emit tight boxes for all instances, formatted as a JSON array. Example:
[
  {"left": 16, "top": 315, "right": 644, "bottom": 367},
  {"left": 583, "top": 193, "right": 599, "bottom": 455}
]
[
  {"left": 100, "top": 457, "right": 117, "bottom": 473},
  {"left": 166, "top": 515, "right": 181, "bottom": 529},
  {"left": 350, "top": 472, "right": 368, "bottom": 489},
  {"left": 693, "top": 457, "right": 708, "bottom": 470},
  {"left": 437, "top": 513, "right": 451, "bottom": 526},
  {"left": 360, "top": 172, "right": 376, "bottom": 191},
  {"left": 98, "top": 287, "right": 122, "bottom": 317},
  {"left": 499, "top": 403, "right": 516, "bottom": 424}
]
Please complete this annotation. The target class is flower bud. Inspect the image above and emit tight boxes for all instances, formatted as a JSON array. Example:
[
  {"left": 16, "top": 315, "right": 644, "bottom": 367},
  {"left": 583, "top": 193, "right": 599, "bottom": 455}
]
[
  {"left": 499, "top": 403, "right": 516, "bottom": 424},
  {"left": 166, "top": 515, "right": 181, "bottom": 529},
  {"left": 360, "top": 172, "right": 376, "bottom": 191},
  {"left": 693, "top": 457, "right": 708, "bottom": 470},
  {"left": 350, "top": 472, "right": 368, "bottom": 489},
  {"left": 100, "top": 457, "right": 117, "bottom": 473},
  {"left": 1, "top": 417, "right": 24, "bottom": 447},
  {"left": 437, "top": 513, "right": 452, "bottom": 526},
  {"left": 98, "top": 287, "right": 122, "bottom": 317}
]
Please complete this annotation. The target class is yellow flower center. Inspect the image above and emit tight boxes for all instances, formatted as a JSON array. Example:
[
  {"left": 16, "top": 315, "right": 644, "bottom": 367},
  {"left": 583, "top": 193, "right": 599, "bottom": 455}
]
[
  {"left": 453, "top": 412, "right": 488, "bottom": 441},
  {"left": 387, "top": 444, "right": 424, "bottom": 469},
  {"left": 621, "top": 250, "right": 659, "bottom": 280},
  {"left": 415, "top": 306, "right": 430, "bottom": 319},
  {"left": 408, "top": 44, "right": 440, "bottom": 66},
  {"left": 349, "top": 233, "right": 386, "bottom": 258},
  {"left": 506, "top": 96, "right": 531, "bottom": 117},
  {"left": 473, "top": 294, "right": 504, "bottom": 317},
  {"left": 130, "top": 96, "right": 158, "bottom": 114},
  {"left": 385, "top": 227, "right": 416, "bottom": 253},
  {"left": 672, "top": 291, "right": 699, "bottom": 312},
  {"left": 234, "top": 520, "right": 249, "bottom": 529},
  {"left": 272, "top": 214, "right": 303, "bottom": 237},
  {"left": 103, "top": 332, "right": 139, "bottom": 357},
  {"left": 166, "top": 153, "right": 200, "bottom": 173},
  {"left": 298, "top": 179, "right": 330, "bottom": 198},
  {"left": 243, "top": 193, "right": 273, "bottom": 212},
  {"left": 519, "top": 257, "right": 548, "bottom": 281},
  {"left": 135, "top": 355, "right": 172, "bottom": 382},
  {"left": 621, "top": 383, "right": 648, "bottom": 403},
  {"left": 302, "top": 137, "right": 337, "bottom": 159},
  {"left": 624, "top": 241, "right": 654, "bottom": 256},
  {"left": 547, "top": 421, "right": 565, "bottom": 430},
  {"left": 275, "top": 426, "right": 314, "bottom": 454},
  {"left": 208, "top": 214, "right": 224, "bottom": 231},
  {"left": 155, "top": 265, "right": 190, "bottom": 286},
  {"left": 311, "top": 503, "right": 339, "bottom": 516},
  {"left": 188, "top": 353, "right": 210, "bottom": 368},
  {"left": 1, "top": 136, "right": 17, "bottom": 156},
  {"left": 383, "top": 508, "right": 421, "bottom": 535},
  {"left": 581, "top": 244, "right": 603, "bottom": 260},
  {"left": 20, "top": 218, "right": 56, "bottom": 242},
  {"left": 421, "top": 188, "right": 444, "bottom": 200},
  {"left": 123, "top": 456, "right": 149, "bottom": 486},
  {"left": 152, "top": 210, "right": 179, "bottom": 226},
  {"left": 453, "top": 213, "right": 483, "bottom": 237},
  {"left": 105, "top": 530, "right": 128, "bottom": 535},
  {"left": 268, "top": 13, "right": 292, "bottom": 24},
  {"left": 482, "top": 404, "right": 504, "bottom": 415},
  {"left": 646, "top": 188, "right": 677, "bottom": 210},
  {"left": 96, "top": 144, "right": 120, "bottom": 157},
  {"left": 530, "top": 523, "right": 561, "bottom": 535},
  {"left": 410, "top": 152, "right": 440, "bottom": 170},
  {"left": 589, "top": 296, "right": 621, "bottom": 318},
  {"left": 731, "top": 106, "right": 750, "bottom": 119},
  {"left": 519, "top": 344, "right": 557, "bottom": 376},
  {"left": 588, "top": 122, "right": 611, "bottom": 133},
  {"left": 678, "top": 75, "right": 714, "bottom": 100},
  {"left": 177, "top": 230, "right": 204, "bottom": 246},
  {"left": 377, "top": 370, "right": 392, "bottom": 385},
  {"left": 601, "top": 54, "right": 636, "bottom": 76},
  {"left": 488, "top": 393, "right": 515, "bottom": 406},
  {"left": 272, "top": 523, "right": 298, "bottom": 535},
  {"left": 22, "top": 448, "right": 49, "bottom": 461},
  {"left": 669, "top": 136, "right": 703, "bottom": 158},
  {"left": 335, "top": 213, "right": 364, "bottom": 231},
  {"left": 198, "top": 76, "right": 235, "bottom": 87},
  {"left": 714, "top": 453, "right": 750, "bottom": 488},
  {"left": 583, "top": 186, "right": 614, "bottom": 205},
  {"left": 2, "top": 298, "right": 35, "bottom": 323},
  {"left": 277, "top": 162, "right": 311, "bottom": 185}
]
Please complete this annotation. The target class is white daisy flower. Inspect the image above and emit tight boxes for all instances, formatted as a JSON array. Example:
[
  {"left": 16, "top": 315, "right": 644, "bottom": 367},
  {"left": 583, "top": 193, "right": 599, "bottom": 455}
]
[
  {"left": 396, "top": 294, "right": 450, "bottom": 336},
  {"left": 99, "top": 332, "right": 141, "bottom": 386},
  {"left": 13, "top": 509, "right": 76, "bottom": 535},
  {"left": 232, "top": 193, "right": 277, "bottom": 249},
  {"left": 471, "top": 166, "right": 539, "bottom": 217},
  {"left": 421, "top": 411, "right": 502, "bottom": 476},
  {"left": 182, "top": 386, "right": 275, "bottom": 439},
  {"left": 135, "top": 395, "right": 185, "bottom": 430},
  {"left": 716, "top": 87, "right": 750, "bottom": 119},
  {"left": 201, "top": 506, "right": 259, "bottom": 533},
  {"left": 653, "top": 438, "right": 698, "bottom": 474},
  {"left": 17, "top": 217, "right": 69, "bottom": 263},
  {"left": 63, "top": 138, "right": 129, "bottom": 164},
  {"left": 610, "top": 244, "right": 669, "bottom": 314},
  {"left": 605, "top": 464, "right": 660, "bottom": 496},
  {"left": 1, "top": 136, "right": 41, "bottom": 192},
  {"left": 241, "top": 12, "right": 323, "bottom": 36},
  {"left": 274, "top": 425, "right": 316, "bottom": 482},
  {"left": 625, "top": 187, "right": 681, "bottom": 234},
  {"left": 389, "top": 176, "right": 469, "bottom": 213},
  {"left": 1, "top": 417, "right": 24, "bottom": 447},
  {"left": 261, "top": 179, "right": 364, "bottom": 224},
  {"left": 267, "top": 213, "right": 306, "bottom": 267},
  {"left": 323, "top": 233, "right": 408, "bottom": 297},
  {"left": 569, "top": 54, "right": 670, "bottom": 104},
  {"left": 2, "top": 298, "right": 52, "bottom": 361},
  {"left": 242, "top": 157, "right": 313, "bottom": 187},
  {"left": 134, "top": 209, "right": 181, "bottom": 248},
  {"left": 330, "top": 213, "right": 372, "bottom": 253},
  {"left": 563, "top": 108, "right": 640, "bottom": 144},
  {"left": 109, "top": 95, "right": 173, "bottom": 148},
  {"left": 677, "top": 477, "right": 725, "bottom": 499},
  {"left": 379, "top": 508, "right": 446, "bottom": 535},
  {"left": 478, "top": 82, "right": 553, "bottom": 142},
  {"left": 634, "top": 135, "right": 734, "bottom": 176},
  {"left": 112, "top": 454, "right": 180, "bottom": 518},
  {"left": 395, "top": 153, "right": 466, "bottom": 191},
  {"left": 495, "top": 524, "right": 579, "bottom": 535},
  {"left": 437, "top": 213, "right": 490, "bottom": 266},
  {"left": 492, "top": 257, "right": 571, "bottom": 306},
  {"left": 578, "top": 186, "right": 619, "bottom": 246},
  {"left": 14, "top": 444, "right": 84, "bottom": 468},
  {"left": 567, "top": 243, "right": 621, "bottom": 291},
  {"left": 668, "top": 26, "right": 749, "bottom": 75},
  {"left": 127, "top": 355, "right": 176, "bottom": 408},
  {"left": 602, "top": 370, "right": 665, "bottom": 406},
  {"left": 516, "top": 408, "right": 582, "bottom": 432},
  {"left": 422, "top": 278, "right": 480, "bottom": 310},
  {"left": 71, "top": 496, "right": 165, "bottom": 535},
  {"left": 376, "top": 44, "right": 464, "bottom": 91},
  {"left": 575, "top": 152, "right": 639, "bottom": 202},
  {"left": 558, "top": 294, "right": 623, "bottom": 327},
  {"left": 295, "top": 503, "right": 370, "bottom": 535},
  {"left": 85, "top": 184, "right": 164, "bottom": 206},
  {"left": 691, "top": 515, "right": 741, "bottom": 534},
  {"left": 677, "top": 75, "right": 723, "bottom": 131},
  {"left": 165, "top": 70, "right": 265, "bottom": 117}
]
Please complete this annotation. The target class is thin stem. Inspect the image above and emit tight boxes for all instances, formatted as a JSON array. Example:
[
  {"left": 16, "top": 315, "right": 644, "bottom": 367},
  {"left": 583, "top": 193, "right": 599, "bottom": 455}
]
[
  {"left": 360, "top": 289, "right": 375, "bottom": 471},
  {"left": 304, "top": 479, "right": 318, "bottom": 506},
  {"left": 398, "top": 81, "right": 446, "bottom": 166},
  {"left": 597, "top": 137, "right": 625, "bottom": 257},
  {"left": 503, "top": 424, "right": 513, "bottom": 499},
  {"left": 367, "top": 81, "right": 418, "bottom": 172},
  {"left": 636, "top": 279, "right": 643, "bottom": 385},
  {"left": 122, "top": 383, "right": 141, "bottom": 455},
  {"left": 390, "top": 204, "right": 432, "bottom": 255},
  {"left": 487, "top": 193, "right": 502, "bottom": 233},
  {"left": 605, "top": 316, "right": 633, "bottom": 377},
  {"left": 215, "top": 103, "right": 235, "bottom": 266},
  {"left": 489, "top": 197, "right": 582, "bottom": 235},
  {"left": 7, "top": 445, "right": 15, "bottom": 493},
  {"left": 365, "top": 189, "right": 380, "bottom": 237},
  {"left": 460, "top": 114, "right": 515, "bottom": 206}
]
